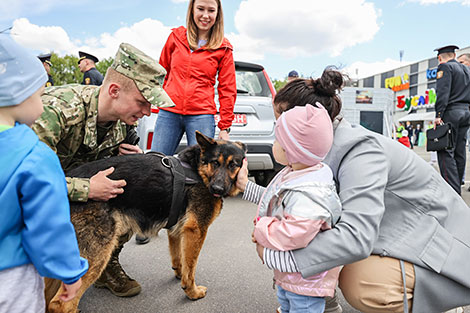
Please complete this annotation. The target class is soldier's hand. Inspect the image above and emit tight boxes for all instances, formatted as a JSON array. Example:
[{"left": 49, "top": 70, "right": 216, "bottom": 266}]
[
  {"left": 434, "top": 117, "right": 443, "bottom": 128},
  {"left": 119, "top": 143, "right": 143, "bottom": 155},
  {"left": 88, "top": 167, "right": 126, "bottom": 201}
]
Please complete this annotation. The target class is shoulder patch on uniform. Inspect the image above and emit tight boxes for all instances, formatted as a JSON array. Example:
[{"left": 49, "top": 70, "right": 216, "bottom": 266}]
[
  {"left": 436, "top": 71, "right": 443, "bottom": 79},
  {"left": 85, "top": 77, "right": 91, "bottom": 85}
]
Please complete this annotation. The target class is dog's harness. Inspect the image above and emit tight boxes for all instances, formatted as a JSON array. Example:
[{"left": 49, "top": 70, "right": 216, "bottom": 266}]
[{"left": 147, "top": 152, "right": 202, "bottom": 229}]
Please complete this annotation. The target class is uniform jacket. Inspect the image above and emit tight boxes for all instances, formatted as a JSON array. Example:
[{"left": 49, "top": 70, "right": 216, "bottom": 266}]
[
  {"left": 82, "top": 67, "right": 103, "bottom": 86},
  {"left": 0, "top": 124, "right": 88, "bottom": 283},
  {"left": 292, "top": 118, "right": 470, "bottom": 312},
  {"left": 254, "top": 165, "right": 342, "bottom": 297},
  {"left": 46, "top": 74, "right": 54, "bottom": 87},
  {"left": 32, "top": 84, "right": 128, "bottom": 202},
  {"left": 159, "top": 26, "right": 236, "bottom": 130},
  {"left": 435, "top": 59, "right": 470, "bottom": 117}
]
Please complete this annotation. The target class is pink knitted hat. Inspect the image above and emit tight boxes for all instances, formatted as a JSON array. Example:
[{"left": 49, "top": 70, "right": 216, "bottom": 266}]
[{"left": 275, "top": 103, "right": 333, "bottom": 166}]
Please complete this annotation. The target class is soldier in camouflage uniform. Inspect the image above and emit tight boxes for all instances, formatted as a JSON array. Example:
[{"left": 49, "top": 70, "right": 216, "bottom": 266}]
[{"left": 32, "top": 43, "right": 174, "bottom": 297}]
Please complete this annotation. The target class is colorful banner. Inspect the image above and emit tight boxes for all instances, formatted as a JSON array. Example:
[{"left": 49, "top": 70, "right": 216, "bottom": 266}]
[
  {"left": 396, "top": 88, "right": 436, "bottom": 112},
  {"left": 385, "top": 73, "right": 410, "bottom": 91}
]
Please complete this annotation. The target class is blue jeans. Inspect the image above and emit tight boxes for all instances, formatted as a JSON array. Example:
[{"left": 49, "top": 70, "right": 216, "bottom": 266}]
[
  {"left": 277, "top": 286, "right": 325, "bottom": 313},
  {"left": 150, "top": 109, "right": 215, "bottom": 155}
]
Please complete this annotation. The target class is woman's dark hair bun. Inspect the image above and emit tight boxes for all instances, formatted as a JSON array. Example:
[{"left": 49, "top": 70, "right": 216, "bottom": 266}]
[{"left": 313, "top": 67, "right": 344, "bottom": 97}]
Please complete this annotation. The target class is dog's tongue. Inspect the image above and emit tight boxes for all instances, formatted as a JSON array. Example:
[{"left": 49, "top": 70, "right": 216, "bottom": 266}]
[{"left": 213, "top": 194, "right": 222, "bottom": 198}]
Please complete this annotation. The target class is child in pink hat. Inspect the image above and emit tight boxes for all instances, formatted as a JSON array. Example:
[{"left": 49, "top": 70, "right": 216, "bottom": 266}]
[{"left": 246, "top": 103, "right": 342, "bottom": 313}]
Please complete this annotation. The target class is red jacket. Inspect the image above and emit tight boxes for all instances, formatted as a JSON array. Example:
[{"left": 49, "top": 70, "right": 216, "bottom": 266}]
[
  {"left": 159, "top": 26, "right": 236, "bottom": 130},
  {"left": 398, "top": 136, "right": 411, "bottom": 148}
]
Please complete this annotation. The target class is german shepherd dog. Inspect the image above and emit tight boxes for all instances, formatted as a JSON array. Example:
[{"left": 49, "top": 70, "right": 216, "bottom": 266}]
[{"left": 46, "top": 131, "right": 246, "bottom": 313}]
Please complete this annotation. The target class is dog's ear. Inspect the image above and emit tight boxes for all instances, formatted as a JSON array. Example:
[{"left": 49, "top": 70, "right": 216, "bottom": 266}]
[
  {"left": 196, "top": 131, "right": 216, "bottom": 151},
  {"left": 234, "top": 141, "right": 247, "bottom": 155},
  {"left": 178, "top": 144, "right": 201, "bottom": 169}
]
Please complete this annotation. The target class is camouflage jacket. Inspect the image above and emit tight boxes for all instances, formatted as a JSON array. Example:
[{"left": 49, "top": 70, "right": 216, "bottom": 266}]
[{"left": 32, "top": 84, "right": 127, "bottom": 202}]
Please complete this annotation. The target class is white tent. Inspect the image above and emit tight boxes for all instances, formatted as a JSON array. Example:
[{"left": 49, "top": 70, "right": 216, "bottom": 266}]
[{"left": 398, "top": 112, "right": 435, "bottom": 122}]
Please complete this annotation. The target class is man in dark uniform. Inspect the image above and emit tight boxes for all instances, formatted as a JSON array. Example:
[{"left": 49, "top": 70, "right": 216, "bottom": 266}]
[
  {"left": 78, "top": 51, "right": 104, "bottom": 86},
  {"left": 434, "top": 45, "right": 470, "bottom": 195},
  {"left": 38, "top": 53, "right": 54, "bottom": 87},
  {"left": 458, "top": 53, "right": 470, "bottom": 67}
]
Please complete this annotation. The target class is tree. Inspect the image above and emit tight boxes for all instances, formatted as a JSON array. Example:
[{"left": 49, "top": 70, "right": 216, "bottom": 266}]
[
  {"left": 50, "top": 54, "right": 114, "bottom": 86},
  {"left": 50, "top": 53, "right": 82, "bottom": 85},
  {"left": 96, "top": 57, "right": 114, "bottom": 76},
  {"left": 272, "top": 78, "right": 288, "bottom": 92}
]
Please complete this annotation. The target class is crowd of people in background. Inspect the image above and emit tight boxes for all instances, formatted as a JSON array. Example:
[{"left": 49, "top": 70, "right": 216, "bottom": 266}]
[{"left": 395, "top": 121, "right": 424, "bottom": 148}]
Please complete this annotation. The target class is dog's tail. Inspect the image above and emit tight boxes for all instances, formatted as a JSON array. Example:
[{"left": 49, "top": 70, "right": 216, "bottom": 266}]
[{"left": 44, "top": 277, "right": 61, "bottom": 312}]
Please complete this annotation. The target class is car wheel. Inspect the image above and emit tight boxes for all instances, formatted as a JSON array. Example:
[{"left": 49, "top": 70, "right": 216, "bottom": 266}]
[{"left": 253, "top": 170, "right": 278, "bottom": 187}]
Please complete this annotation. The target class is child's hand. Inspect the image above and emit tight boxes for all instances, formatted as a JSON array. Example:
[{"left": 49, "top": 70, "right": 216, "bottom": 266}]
[
  {"left": 255, "top": 243, "right": 264, "bottom": 264},
  {"left": 59, "top": 278, "right": 82, "bottom": 302},
  {"left": 251, "top": 228, "right": 258, "bottom": 243}
]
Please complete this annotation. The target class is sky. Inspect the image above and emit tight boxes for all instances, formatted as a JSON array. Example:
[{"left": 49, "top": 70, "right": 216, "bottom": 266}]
[{"left": 1, "top": 0, "right": 470, "bottom": 80}]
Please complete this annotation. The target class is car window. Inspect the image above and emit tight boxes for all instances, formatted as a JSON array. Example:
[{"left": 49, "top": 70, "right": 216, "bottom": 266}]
[
  {"left": 215, "top": 68, "right": 272, "bottom": 98},
  {"left": 236, "top": 71, "right": 263, "bottom": 95},
  {"left": 235, "top": 70, "right": 271, "bottom": 97}
]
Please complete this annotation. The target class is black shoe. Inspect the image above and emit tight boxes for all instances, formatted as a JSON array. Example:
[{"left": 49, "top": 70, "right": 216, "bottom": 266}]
[{"left": 135, "top": 235, "right": 150, "bottom": 245}]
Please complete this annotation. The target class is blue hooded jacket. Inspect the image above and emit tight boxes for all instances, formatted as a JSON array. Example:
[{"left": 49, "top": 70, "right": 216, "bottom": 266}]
[{"left": 0, "top": 124, "right": 88, "bottom": 284}]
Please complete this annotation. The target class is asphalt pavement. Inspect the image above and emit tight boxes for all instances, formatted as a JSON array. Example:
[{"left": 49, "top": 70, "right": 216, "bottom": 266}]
[{"left": 78, "top": 145, "right": 470, "bottom": 313}]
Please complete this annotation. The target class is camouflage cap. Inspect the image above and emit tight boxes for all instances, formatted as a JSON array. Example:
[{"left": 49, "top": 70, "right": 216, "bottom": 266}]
[{"left": 111, "top": 43, "right": 174, "bottom": 108}]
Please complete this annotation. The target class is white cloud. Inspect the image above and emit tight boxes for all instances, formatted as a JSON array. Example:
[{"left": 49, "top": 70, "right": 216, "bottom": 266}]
[
  {"left": 82, "top": 18, "right": 173, "bottom": 60},
  {"left": 343, "top": 58, "right": 411, "bottom": 79},
  {"left": 407, "top": 0, "right": 470, "bottom": 5},
  {"left": 11, "top": 18, "right": 172, "bottom": 61},
  {"left": 233, "top": 0, "right": 380, "bottom": 60},
  {"left": 11, "top": 18, "right": 76, "bottom": 54},
  {"left": 226, "top": 32, "right": 265, "bottom": 62}
]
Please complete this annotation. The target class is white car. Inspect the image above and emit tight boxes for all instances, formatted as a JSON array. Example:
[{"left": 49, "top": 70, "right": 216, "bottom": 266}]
[{"left": 136, "top": 61, "right": 281, "bottom": 186}]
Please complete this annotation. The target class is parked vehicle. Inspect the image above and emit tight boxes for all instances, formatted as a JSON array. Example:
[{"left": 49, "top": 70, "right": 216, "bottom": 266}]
[{"left": 136, "top": 61, "right": 281, "bottom": 186}]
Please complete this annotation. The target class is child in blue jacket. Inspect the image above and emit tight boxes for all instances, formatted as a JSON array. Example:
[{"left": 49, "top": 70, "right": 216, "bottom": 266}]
[{"left": 0, "top": 35, "right": 88, "bottom": 312}]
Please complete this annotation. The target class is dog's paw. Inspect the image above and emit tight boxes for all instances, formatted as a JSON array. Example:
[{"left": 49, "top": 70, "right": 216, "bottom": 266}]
[
  {"left": 171, "top": 266, "right": 182, "bottom": 279},
  {"left": 186, "top": 285, "right": 207, "bottom": 300}
]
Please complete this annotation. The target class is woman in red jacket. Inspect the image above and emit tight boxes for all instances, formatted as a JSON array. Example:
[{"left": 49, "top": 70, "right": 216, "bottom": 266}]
[{"left": 151, "top": 0, "right": 236, "bottom": 155}]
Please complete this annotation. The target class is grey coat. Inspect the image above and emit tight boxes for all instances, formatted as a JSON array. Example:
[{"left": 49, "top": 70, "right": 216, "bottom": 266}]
[{"left": 292, "top": 119, "right": 470, "bottom": 312}]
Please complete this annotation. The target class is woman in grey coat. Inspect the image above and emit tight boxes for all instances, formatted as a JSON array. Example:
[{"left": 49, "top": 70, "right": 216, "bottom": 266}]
[{"left": 237, "top": 69, "right": 470, "bottom": 313}]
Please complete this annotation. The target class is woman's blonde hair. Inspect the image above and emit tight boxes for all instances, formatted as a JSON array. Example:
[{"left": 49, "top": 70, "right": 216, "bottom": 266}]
[{"left": 186, "top": 0, "right": 224, "bottom": 51}]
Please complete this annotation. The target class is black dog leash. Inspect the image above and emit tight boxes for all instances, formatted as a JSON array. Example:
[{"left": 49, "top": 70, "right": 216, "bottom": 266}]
[{"left": 146, "top": 152, "right": 201, "bottom": 229}]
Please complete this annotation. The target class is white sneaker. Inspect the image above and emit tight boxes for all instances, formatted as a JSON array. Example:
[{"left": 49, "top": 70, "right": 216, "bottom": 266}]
[{"left": 444, "top": 308, "right": 464, "bottom": 313}]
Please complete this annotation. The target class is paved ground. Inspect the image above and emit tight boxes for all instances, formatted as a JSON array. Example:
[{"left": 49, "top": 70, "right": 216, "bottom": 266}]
[{"left": 77, "top": 145, "right": 470, "bottom": 313}]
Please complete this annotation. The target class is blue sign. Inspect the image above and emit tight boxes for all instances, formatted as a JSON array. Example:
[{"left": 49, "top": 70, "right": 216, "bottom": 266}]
[{"left": 427, "top": 68, "right": 437, "bottom": 80}]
